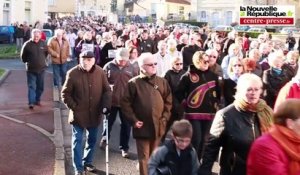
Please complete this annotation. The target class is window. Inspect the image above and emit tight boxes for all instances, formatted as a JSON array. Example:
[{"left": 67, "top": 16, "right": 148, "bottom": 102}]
[
  {"left": 179, "top": 6, "right": 184, "bottom": 15},
  {"left": 201, "top": 11, "right": 206, "bottom": 18},
  {"left": 48, "top": 0, "right": 55, "bottom": 5},
  {"left": 25, "top": 1, "right": 31, "bottom": 23},
  {"left": 225, "top": 11, "right": 232, "bottom": 25}
]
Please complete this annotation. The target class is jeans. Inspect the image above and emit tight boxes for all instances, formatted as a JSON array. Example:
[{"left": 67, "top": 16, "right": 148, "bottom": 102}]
[
  {"left": 72, "top": 124, "right": 99, "bottom": 173},
  {"left": 101, "top": 106, "right": 131, "bottom": 151},
  {"left": 27, "top": 70, "right": 45, "bottom": 105},
  {"left": 190, "top": 120, "right": 213, "bottom": 160},
  {"left": 16, "top": 38, "right": 23, "bottom": 52},
  {"left": 52, "top": 63, "right": 68, "bottom": 87}
]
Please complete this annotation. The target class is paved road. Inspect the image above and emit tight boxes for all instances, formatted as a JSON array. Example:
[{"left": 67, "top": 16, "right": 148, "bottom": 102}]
[{"left": 0, "top": 69, "right": 55, "bottom": 175}]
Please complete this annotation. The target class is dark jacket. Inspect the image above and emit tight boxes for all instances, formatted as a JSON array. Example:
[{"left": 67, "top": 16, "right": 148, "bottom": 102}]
[
  {"left": 20, "top": 39, "right": 48, "bottom": 73},
  {"left": 164, "top": 69, "right": 187, "bottom": 122},
  {"left": 61, "top": 65, "right": 112, "bottom": 128},
  {"left": 262, "top": 68, "right": 290, "bottom": 108},
  {"left": 175, "top": 65, "right": 220, "bottom": 120},
  {"left": 99, "top": 42, "right": 116, "bottom": 67},
  {"left": 223, "top": 78, "right": 237, "bottom": 106},
  {"left": 121, "top": 74, "right": 172, "bottom": 139},
  {"left": 198, "top": 104, "right": 262, "bottom": 175},
  {"left": 139, "top": 38, "right": 156, "bottom": 54},
  {"left": 15, "top": 27, "right": 24, "bottom": 38},
  {"left": 103, "top": 60, "right": 139, "bottom": 107},
  {"left": 148, "top": 140, "right": 199, "bottom": 175}
]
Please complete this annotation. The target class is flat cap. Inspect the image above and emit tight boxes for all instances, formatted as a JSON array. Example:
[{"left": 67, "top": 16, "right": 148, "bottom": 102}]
[{"left": 80, "top": 50, "right": 94, "bottom": 58}]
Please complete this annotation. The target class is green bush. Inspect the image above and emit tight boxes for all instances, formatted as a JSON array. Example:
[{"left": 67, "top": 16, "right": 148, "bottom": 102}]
[
  {"left": 164, "top": 20, "right": 208, "bottom": 27},
  {"left": 0, "top": 68, "right": 4, "bottom": 77},
  {"left": 0, "top": 44, "right": 19, "bottom": 59}
]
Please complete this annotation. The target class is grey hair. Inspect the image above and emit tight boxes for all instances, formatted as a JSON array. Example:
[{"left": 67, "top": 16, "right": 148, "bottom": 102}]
[{"left": 31, "top": 28, "right": 41, "bottom": 36}]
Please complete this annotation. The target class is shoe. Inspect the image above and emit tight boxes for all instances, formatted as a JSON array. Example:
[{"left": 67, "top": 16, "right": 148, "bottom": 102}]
[
  {"left": 84, "top": 164, "right": 96, "bottom": 172},
  {"left": 99, "top": 139, "right": 107, "bottom": 150},
  {"left": 29, "top": 105, "right": 34, "bottom": 110},
  {"left": 121, "top": 149, "right": 129, "bottom": 158},
  {"left": 35, "top": 101, "right": 42, "bottom": 106}
]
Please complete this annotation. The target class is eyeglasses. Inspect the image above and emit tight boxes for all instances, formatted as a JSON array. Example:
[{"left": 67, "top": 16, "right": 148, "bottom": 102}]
[
  {"left": 208, "top": 55, "right": 217, "bottom": 58},
  {"left": 201, "top": 60, "right": 210, "bottom": 64},
  {"left": 175, "top": 63, "right": 183, "bottom": 66},
  {"left": 233, "top": 64, "right": 242, "bottom": 67},
  {"left": 175, "top": 137, "right": 191, "bottom": 144},
  {"left": 144, "top": 63, "right": 158, "bottom": 67}
]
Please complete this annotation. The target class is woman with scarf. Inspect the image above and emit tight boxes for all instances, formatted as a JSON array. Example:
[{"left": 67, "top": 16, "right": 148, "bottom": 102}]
[
  {"left": 274, "top": 68, "right": 300, "bottom": 112},
  {"left": 198, "top": 73, "right": 273, "bottom": 175},
  {"left": 247, "top": 99, "right": 300, "bottom": 175},
  {"left": 262, "top": 51, "right": 290, "bottom": 108}
]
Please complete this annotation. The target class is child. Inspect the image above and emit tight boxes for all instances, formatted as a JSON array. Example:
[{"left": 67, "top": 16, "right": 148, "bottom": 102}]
[{"left": 148, "top": 119, "right": 199, "bottom": 175}]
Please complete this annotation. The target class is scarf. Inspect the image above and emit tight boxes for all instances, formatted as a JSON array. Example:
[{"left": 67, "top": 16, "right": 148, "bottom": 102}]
[
  {"left": 270, "top": 125, "right": 300, "bottom": 175},
  {"left": 234, "top": 98, "right": 273, "bottom": 133}
]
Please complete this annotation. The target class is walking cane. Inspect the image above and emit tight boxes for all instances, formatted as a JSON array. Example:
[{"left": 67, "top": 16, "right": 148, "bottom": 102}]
[{"left": 103, "top": 108, "right": 109, "bottom": 175}]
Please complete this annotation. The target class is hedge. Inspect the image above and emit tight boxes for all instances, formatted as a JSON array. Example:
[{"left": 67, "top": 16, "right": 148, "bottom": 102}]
[{"left": 164, "top": 20, "right": 208, "bottom": 27}]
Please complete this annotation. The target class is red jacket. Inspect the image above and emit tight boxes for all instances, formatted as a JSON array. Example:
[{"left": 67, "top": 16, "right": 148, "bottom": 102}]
[{"left": 247, "top": 134, "right": 300, "bottom": 175}]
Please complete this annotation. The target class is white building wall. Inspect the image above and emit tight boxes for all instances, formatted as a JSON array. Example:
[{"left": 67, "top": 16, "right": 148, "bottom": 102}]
[{"left": 0, "top": 0, "right": 47, "bottom": 25}]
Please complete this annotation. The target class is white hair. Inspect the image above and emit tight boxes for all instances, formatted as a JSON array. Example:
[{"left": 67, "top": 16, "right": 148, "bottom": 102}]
[
  {"left": 138, "top": 52, "right": 155, "bottom": 68},
  {"left": 235, "top": 73, "right": 262, "bottom": 99}
]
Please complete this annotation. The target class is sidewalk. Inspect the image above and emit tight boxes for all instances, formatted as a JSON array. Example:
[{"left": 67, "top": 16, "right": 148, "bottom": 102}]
[{"left": 0, "top": 70, "right": 56, "bottom": 175}]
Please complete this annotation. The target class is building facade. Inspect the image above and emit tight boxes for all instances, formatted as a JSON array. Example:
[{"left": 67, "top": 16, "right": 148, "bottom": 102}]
[
  {"left": 124, "top": 0, "right": 191, "bottom": 21},
  {"left": 0, "top": 0, "right": 48, "bottom": 25}
]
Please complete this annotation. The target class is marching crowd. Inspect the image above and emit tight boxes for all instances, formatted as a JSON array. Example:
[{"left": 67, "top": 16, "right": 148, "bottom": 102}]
[{"left": 19, "top": 16, "right": 300, "bottom": 175}]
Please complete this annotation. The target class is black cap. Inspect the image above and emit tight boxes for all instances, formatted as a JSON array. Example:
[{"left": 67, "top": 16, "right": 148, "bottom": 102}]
[{"left": 80, "top": 51, "right": 94, "bottom": 58}]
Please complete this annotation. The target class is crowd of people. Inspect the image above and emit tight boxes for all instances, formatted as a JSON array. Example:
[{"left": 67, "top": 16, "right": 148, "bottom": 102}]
[{"left": 19, "top": 16, "right": 300, "bottom": 175}]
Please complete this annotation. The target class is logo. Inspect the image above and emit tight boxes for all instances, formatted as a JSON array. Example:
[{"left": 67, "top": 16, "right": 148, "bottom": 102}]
[{"left": 239, "top": 5, "right": 295, "bottom": 26}]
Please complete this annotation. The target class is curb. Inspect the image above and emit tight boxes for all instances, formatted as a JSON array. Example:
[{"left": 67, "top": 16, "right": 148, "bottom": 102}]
[
  {"left": 53, "top": 87, "right": 66, "bottom": 175},
  {"left": 0, "top": 69, "right": 10, "bottom": 85}
]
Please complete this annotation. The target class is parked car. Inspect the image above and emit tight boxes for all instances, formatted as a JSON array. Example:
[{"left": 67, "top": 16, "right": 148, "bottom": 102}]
[
  {"left": 214, "top": 25, "right": 234, "bottom": 31},
  {"left": 280, "top": 27, "right": 300, "bottom": 34},
  {"left": 0, "top": 26, "right": 15, "bottom": 44},
  {"left": 234, "top": 25, "right": 250, "bottom": 32},
  {"left": 41, "top": 29, "right": 53, "bottom": 43},
  {"left": 247, "top": 27, "right": 267, "bottom": 33},
  {"left": 189, "top": 25, "right": 200, "bottom": 32}
]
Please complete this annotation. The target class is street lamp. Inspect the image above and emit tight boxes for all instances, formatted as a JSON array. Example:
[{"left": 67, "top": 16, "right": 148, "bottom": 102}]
[{"left": 100, "top": 5, "right": 106, "bottom": 15}]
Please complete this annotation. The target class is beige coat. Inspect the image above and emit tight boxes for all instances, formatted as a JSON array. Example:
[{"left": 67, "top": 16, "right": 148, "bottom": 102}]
[{"left": 47, "top": 36, "right": 70, "bottom": 64}]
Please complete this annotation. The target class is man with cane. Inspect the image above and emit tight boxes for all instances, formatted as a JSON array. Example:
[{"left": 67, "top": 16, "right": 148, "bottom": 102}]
[{"left": 61, "top": 50, "right": 112, "bottom": 175}]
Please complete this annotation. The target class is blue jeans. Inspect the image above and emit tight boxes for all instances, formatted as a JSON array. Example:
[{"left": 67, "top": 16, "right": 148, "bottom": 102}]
[
  {"left": 101, "top": 106, "right": 131, "bottom": 151},
  {"left": 27, "top": 70, "right": 45, "bottom": 105},
  {"left": 52, "top": 63, "right": 68, "bottom": 87},
  {"left": 72, "top": 124, "right": 99, "bottom": 173}
]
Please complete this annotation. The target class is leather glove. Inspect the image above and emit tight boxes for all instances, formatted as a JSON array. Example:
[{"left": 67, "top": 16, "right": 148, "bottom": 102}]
[{"left": 102, "top": 108, "right": 110, "bottom": 115}]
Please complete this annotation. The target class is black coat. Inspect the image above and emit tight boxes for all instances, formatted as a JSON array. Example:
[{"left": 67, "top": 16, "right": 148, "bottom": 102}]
[
  {"left": 198, "top": 104, "right": 262, "bottom": 175},
  {"left": 262, "top": 68, "right": 290, "bottom": 108}
]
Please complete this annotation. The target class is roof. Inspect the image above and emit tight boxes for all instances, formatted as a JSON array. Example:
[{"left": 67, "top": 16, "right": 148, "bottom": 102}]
[{"left": 166, "top": 0, "right": 191, "bottom": 5}]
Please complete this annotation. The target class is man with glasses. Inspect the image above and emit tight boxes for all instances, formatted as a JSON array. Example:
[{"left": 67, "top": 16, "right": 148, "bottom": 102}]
[{"left": 121, "top": 52, "right": 172, "bottom": 175}]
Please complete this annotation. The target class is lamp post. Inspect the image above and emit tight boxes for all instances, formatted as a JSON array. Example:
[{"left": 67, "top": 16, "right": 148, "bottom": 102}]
[{"left": 100, "top": 5, "right": 106, "bottom": 15}]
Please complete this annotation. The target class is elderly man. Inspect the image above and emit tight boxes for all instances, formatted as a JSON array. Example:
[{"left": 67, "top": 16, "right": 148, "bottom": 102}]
[
  {"left": 21, "top": 29, "right": 48, "bottom": 109},
  {"left": 153, "top": 40, "right": 173, "bottom": 77},
  {"left": 99, "top": 48, "right": 139, "bottom": 158},
  {"left": 48, "top": 29, "right": 70, "bottom": 88},
  {"left": 61, "top": 51, "right": 112, "bottom": 175},
  {"left": 121, "top": 52, "right": 172, "bottom": 175}
]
